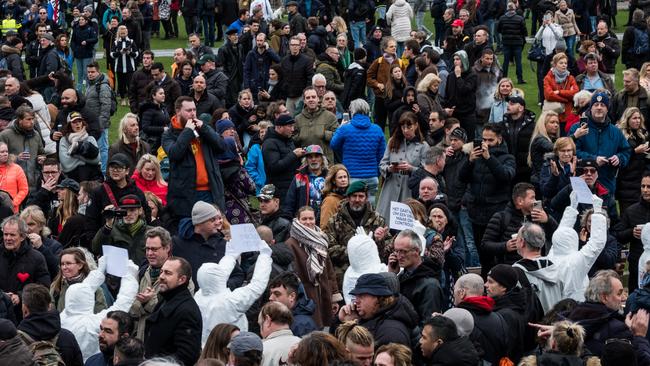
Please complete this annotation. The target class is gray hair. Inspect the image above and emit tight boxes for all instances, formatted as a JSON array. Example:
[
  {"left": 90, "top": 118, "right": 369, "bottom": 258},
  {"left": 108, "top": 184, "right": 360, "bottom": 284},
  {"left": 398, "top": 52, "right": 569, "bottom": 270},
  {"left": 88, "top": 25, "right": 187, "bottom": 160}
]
[
  {"left": 395, "top": 229, "right": 422, "bottom": 251},
  {"left": 349, "top": 99, "right": 370, "bottom": 116},
  {"left": 2, "top": 215, "right": 28, "bottom": 236},
  {"left": 456, "top": 273, "right": 484, "bottom": 296},
  {"left": 312, "top": 73, "right": 326, "bottom": 86},
  {"left": 145, "top": 226, "right": 172, "bottom": 248},
  {"left": 424, "top": 146, "right": 445, "bottom": 166},
  {"left": 584, "top": 270, "right": 620, "bottom": 303},
  {"left": 573, "top": 90, "right": 592, "bottom": 107},
  {"left": 520, "top": 222, "right": 546, "bottom": 250}
]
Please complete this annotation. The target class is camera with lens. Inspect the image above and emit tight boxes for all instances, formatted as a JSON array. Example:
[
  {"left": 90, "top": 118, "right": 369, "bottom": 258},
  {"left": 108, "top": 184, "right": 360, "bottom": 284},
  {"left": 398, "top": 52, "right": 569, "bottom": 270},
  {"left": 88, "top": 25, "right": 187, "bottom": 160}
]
[{"left": 103, "top": 207, "right": 127, "bottom": 219}]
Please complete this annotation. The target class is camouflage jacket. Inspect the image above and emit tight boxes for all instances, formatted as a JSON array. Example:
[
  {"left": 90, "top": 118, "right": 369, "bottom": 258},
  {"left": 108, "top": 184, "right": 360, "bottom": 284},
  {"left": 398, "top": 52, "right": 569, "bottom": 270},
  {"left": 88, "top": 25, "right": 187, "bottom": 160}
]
[{"left": 323, "top": 200, "right": 392, "bottom": 286}]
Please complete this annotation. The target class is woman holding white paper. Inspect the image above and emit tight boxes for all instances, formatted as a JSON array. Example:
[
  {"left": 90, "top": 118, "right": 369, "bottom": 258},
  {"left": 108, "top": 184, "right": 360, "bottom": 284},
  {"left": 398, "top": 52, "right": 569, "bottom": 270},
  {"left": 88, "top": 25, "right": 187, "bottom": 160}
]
[{"left": 50, "top": 247, "right": 107, "bottom": 313}]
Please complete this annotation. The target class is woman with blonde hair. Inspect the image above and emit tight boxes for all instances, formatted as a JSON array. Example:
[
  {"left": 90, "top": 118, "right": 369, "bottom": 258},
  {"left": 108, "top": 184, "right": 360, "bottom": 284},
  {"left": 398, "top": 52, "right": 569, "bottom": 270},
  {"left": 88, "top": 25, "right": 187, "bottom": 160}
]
[
  {"left": 488, "top": 78, "right": 516, "bottom": 123},
  {"left": 132, "top": 154, "right": 168, "bottom": 205},
  {"left": 0, "top": 141, "right": 28, "bottom": 212},
  {"left": 416, "top": 73, "right": 444, "bottom": 120},
  {"left": 20, "top": 205, "right": 63, "bottom": 278},
  {"left": 336, "top": 321, "right": 374, "bottom": 363},
  {"left": 519, "top": 321, "right": 588, "bottom": 366},
  {"left": 529, "top": 111, "right": 561, "bottom": 186},
  {"left": 50, "top": 247, "right": 108, "bottom": 312},
  {"left": 374, "top": 343, "right": 413, "bottom": 366},
  {"left": 319, "top": 164, "right": 349, "bottom": 229},
  {"left": 640, "top": 62, "right": 650, "bottom": 92},
  {"left": 290, "top": 332, "right": 351, "bottom": 366},
  {"left": 617, "top": 107, "right": 649, "bottom": 212},
  {"left": 539, "top": 137, "right": 577, "bottom": 201},
  {"left": 113, "top": 112, "right": 150, "bottom": 174},
  {"left": 335, "top": 33, "right": 351, "bottom": 70}
]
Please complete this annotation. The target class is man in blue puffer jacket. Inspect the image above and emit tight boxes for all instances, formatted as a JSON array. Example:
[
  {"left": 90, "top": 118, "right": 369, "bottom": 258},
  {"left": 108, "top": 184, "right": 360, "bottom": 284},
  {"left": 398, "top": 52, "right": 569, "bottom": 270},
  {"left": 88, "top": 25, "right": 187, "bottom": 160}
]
[{"left": 330, "top": 98, "right": 386, "bottom": 204}]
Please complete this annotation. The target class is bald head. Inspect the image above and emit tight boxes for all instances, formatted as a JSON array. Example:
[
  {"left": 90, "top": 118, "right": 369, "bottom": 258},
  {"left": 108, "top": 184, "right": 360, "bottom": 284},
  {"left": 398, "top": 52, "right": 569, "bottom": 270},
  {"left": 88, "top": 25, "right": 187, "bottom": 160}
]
[
  {"left": 454, "top": 273, "right": 484, "bottom": 305},
  {"left": 61, "top": 89, "right": 78, "bottom": 107},
  {"left": 257, "top": 225, "right": 274, "bottom": 245},
  {"left": 4, "top": 77, "right": 19, "bottom": 96}
]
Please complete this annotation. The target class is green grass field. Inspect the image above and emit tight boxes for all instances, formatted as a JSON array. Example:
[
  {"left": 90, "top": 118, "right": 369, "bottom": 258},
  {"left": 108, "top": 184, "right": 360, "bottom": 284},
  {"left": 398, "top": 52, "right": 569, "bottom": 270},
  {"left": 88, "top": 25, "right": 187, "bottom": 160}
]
[{"left": 91, "top": 10, "right": 631, "bottom": 142}]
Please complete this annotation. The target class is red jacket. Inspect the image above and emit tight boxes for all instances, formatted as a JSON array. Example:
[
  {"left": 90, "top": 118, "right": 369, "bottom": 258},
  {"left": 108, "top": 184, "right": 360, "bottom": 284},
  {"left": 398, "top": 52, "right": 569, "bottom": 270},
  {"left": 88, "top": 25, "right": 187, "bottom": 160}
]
[
  {"left": 543, "top": 70, "right": 579, "bottom": 123},
  {"left": 132, "top": 170, "right": 168, "bottom": 206}
]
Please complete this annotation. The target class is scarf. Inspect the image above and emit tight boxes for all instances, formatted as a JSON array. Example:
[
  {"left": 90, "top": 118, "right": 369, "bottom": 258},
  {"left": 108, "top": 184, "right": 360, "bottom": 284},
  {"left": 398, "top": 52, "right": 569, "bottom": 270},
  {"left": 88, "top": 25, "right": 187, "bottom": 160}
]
[
  {"left": 67, "top": 129, "right": 88, "bottom": 154},
  {"left": 126, "top": 219, "right": 145, "bottom": 237},
  {"left": 383, "top": 52, "right": 395, "bottom": 65},
  {"left": 149, "top": 266, "right": 161, "bottom": 284},
  {"left": 290, "top": 218, "right": 329, "bottom": 284},
  {"left": 553, "top": 68, "right": 569, "bottom": 84}
]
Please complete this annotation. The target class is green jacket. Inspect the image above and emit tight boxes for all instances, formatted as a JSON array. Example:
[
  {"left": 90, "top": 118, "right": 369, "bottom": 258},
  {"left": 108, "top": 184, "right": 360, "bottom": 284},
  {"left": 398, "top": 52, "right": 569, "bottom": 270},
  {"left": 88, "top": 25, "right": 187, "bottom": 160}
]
[
  {"left": 92, "top": 220, "right": 151, "bottom": 265},
  {"left": 315, "top": 58, "right": 344, "bottom": 95},
  {"left": 294, "top": 107, "right": 338, "bottom": 163}
]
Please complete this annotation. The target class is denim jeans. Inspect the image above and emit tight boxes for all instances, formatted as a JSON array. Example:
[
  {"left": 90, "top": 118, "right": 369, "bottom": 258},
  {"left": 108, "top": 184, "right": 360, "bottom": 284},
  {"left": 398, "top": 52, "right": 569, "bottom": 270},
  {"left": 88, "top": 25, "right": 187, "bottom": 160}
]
[
  {"left": 415, "top": 11, "right": 427, "bottom": 34},
  {"left": 75, "top": 57, "right": 93, "bottom": 93},
  {"left": 502, "top": 45, "right": 523, "bottom": 81},
  {"left": 485, "top": 18, "right": 496, "bottom": 47},
  {"left": 396, "top": 42, "right": 404, "bottom": 58},
  {"left": 98, "top": 130, "right": 109, "bottom": 175},
  {"left": 565, "top": 34, "right": 576, "bottom": 62},
  {"left": 350, "top": 177, "right": 379, "bottom": 207},
  {"left": 457, "top": 207, "right": 480, "bottom": 267},
  {"left": 350, "top": 21, "right": 366, "bottom": 48},
  {"left": 590, "top": 16, "right": 597, "bottom": 32},
  {"left": 202, "top": 15, "right": 215, "bottom": 46}
]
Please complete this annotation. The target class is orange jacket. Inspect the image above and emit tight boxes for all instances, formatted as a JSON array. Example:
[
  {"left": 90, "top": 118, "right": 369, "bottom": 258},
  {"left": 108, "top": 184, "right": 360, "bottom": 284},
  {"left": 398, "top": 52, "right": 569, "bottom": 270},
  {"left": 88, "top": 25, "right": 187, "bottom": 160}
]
[
  {"left": 543, "top": 70, "right": 579, "bottom": 123},
  {"left": 0, "top": 163, "right": 28, "bottom": 212}
]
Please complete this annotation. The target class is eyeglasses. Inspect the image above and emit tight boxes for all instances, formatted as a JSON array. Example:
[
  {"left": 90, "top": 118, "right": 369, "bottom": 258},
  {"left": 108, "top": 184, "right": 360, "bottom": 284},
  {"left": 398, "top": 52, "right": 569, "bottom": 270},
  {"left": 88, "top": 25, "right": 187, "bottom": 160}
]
[
  {"left": 583, "top": 168, "right": 597, "bottom": 175},
  {"left": 394, "top": 248, "right": 417, "bottom": 256},
  {"left": 145, "top": 246, "right": 163, "bottom": 252},
  {"left": 314, "top": 84, "right": 326, "bottom": 89},
  {"left": 605, "top": 338, "right": 632, "bottom": 345},
  {"left": 108, "top": 166, "right": 126, "bottom": 172}
]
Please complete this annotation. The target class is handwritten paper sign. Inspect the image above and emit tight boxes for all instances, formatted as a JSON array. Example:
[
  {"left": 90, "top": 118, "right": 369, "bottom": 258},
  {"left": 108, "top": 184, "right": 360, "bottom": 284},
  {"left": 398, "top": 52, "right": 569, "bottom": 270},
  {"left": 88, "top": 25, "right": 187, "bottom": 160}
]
[
  {"left": 102, "top": 245, "right": 129, "bottom": 277},
  {"left": 570, "top": 177, "right": 594, "bottom": 204},
  {"left": 390, "top": 201, "right": 415, "bottom": 231},
  {"left": 230, "top": 224, "right": 264, "bottom": 253}
]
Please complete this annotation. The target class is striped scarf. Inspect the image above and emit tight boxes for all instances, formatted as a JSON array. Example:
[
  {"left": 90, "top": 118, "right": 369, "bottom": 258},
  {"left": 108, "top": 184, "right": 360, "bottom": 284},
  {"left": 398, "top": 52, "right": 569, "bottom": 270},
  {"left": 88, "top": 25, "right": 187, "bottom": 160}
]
[{"left": 290, "top": 218, "right": 329, "bottom": 284}]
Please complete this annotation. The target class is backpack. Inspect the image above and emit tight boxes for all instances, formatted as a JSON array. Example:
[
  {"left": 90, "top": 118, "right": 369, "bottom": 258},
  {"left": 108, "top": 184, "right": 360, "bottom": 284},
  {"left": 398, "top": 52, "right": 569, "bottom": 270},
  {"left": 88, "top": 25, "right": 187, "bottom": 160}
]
[
  {"left": 17, "top": 330, "right": 65, "bottom": 366},
  {"left": 96, "top": 79, "right": 118, "bottom": 116},
  {"left": 632, "top": 28, "right": 650, "bottom": 55}
]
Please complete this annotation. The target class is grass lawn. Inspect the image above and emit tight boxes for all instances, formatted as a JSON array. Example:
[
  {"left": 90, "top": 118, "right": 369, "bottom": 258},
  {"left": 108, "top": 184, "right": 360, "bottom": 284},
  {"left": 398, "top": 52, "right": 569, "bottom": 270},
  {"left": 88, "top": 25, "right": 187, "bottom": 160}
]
[{"left": 94, "top": 10, "right": 630, "bottom": 142}]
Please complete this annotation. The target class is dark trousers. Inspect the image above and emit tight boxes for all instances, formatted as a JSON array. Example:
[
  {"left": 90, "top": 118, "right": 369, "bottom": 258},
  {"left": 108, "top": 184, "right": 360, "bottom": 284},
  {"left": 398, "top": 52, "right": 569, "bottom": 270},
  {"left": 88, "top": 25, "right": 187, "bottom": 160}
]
[
  {"left": 373, "top": 97, "right": 388, "bottom": 133},
  {"left": 170, "top": 10, "right": 179, "bottom": 37},
  {"left": 202, "top": 15, "right": 215, "bottom": 46},
  {"left": 184, "top": 15, "right": 199, "bottom": 37},
  {"left": 116, "top": 71, "right": 133, "bottom": 98},
  {"left": 502, "top": 44, "right": 523, "bottom": 81},
  {"left": 162, "top": 19, "right": 173, "bottom": 37}
]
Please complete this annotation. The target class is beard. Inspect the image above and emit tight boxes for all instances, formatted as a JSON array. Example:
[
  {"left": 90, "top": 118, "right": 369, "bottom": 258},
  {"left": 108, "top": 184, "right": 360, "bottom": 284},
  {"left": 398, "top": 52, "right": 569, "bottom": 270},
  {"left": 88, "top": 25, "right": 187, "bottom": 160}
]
[{"left": 350, "top": 203, "right": 365, "bottom": 212}]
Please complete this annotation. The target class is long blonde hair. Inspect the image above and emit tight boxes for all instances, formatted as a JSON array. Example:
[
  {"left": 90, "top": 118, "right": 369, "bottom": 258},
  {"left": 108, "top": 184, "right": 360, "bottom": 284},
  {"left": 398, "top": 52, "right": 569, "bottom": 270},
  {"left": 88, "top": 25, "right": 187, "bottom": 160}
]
[
  {"left": 617, "top": 107, "right": 647, "bottom": 140},
  {"left": 135, "top": 154, "right": 167, "bottom": 186},
  {"left": 20, "top": 205, "right": 51, "bottom": 237},
  {"left": 57, "top": 186, "right": 78, "bottom": 226},
  {"left": 528, "top": 111, "right": 560, "bottom": 167}
]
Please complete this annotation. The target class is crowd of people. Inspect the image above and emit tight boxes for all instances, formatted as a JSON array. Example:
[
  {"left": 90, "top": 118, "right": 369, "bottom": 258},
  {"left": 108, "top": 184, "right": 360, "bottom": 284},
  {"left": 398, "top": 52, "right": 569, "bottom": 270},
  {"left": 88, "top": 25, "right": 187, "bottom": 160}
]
[{"left": 3, "top": 0, "right": 650, "bottom": 365}]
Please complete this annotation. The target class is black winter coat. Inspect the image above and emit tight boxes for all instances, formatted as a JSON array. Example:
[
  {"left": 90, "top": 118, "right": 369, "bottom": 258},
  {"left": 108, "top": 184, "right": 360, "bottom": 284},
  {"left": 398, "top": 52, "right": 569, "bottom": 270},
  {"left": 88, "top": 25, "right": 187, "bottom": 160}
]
[
  {"left": 203, "top": 68, "right": 229, "bottom": 104},
  {"left": 616, "top": 133, "right": 650, "bottom": 204},
  {"left": 53, "top": 94, "right": 102, "bottom": 140},
  {"left": 497, "top": 11, "right": 527, "bottom": 46},
  {"left": 260, "top": 210, "right": 291, "bottom": 244},
  {"left": 358, "top": 295, "right": 418, "bottom": 347},
  {"left": 18, "top": 310, "right": 83, "bottom": 366},
  {"left": 341, "top": 62, "right": 367, "bottom": 109},
  {"left": 622, "top": 22, "right": 649, "bottom": 70},
  {"left": 1, "top": 45, "right": 24, "bottom": 81},
  {"left": 0, "top": 242, "right": 51, "bottom": 295},
  {"left": 261, "top": 128, "right": 302, "bottom": 200},
  {"left": 144, "top": 284, "right": 202, "bottom": 366},
  {"left": 493, "top": 289, "right": 527, "bottom": 363},
  {"left": 217, "top": 41, "right": 244, "bottom": 106},
  {"left": 193, "top": 90, "right": 221, "bottom": 118},
  {"left": 443, "top": 150, "right": 468, "bottom": 212},
  {"left": 172, "top": 219, "right": 245, "bottom": 290},
  {"left": 129, "top": 67, "right": 153, "bottom": 113},
  {"left": 228, "top": 103, "right": 255, "bottom": 137},
  {"left": 139, "top": 101, "right": 170, "bottom": 151},
  {"left": 428, "top": 336, "right": 480, "bottom": 366},
  {"left": 458, "top": 297, "right": 509, "bottom": 365},
  {"left": 280, "top": 53, "right": 315, "bottom": 99},
  {"left": 566, "top": 301, "right": 633, "bottom": 357},
  {"left": 444, "top": 70, "right": 477, "bottom": 117},
  {"left": 85, "top": 179, "right": 150, "bottom": 233},
  {"left": 147, "top": 76, "right": 182, "bottom": 116},
  {"left": 162, "top": 122, "right": 227, "bottom": 216},
  {"left": 529, "top": 136, "right": 555, "bottom": 185},
  {"left": 610, "top": 88, "right": 650, "bottom": 130},
  {"left": 38, "top": 46, "right": 61, "bottom": 77},
  {"left": 398, "top": 258, "right": 444, "bottom": 326},
  {"left": 503, "top": 109, "right": 536, "bottom": 184},
  {"left": 482, "top": 202, "right": 558, "bottom": 265},
  {"left": 460, "top": 143, "right": 516, "bottom": 225}
]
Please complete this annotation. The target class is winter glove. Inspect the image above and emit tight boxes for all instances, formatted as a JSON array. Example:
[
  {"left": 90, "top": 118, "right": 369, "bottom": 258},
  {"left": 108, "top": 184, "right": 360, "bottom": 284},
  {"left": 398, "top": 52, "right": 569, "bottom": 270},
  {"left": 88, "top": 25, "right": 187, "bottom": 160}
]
[
  {"left": 570, "top": 191, "right": 578, "bottom": 210},
  {"left": 592, "top": 194, "right": 604, "bottom": 214}
]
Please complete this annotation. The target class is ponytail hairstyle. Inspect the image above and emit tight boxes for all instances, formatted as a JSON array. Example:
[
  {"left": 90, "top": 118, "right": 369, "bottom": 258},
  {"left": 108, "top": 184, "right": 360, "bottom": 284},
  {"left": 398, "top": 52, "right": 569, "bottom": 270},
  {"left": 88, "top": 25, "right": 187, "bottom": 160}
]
[{"left": 551, "top": 321, "right": 586, "bottom": 355}]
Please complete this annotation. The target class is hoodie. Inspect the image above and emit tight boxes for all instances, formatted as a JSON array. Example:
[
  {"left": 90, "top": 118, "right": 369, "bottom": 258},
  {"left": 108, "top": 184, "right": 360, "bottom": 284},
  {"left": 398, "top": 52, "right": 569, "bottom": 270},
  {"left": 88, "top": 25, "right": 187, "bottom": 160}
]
[
  {"left": 445, "top": 50, "right": 477, "bottom": 117},
  {"left": 291, "top": 284, "right": 319, "bottom": 336},
  {"left": 18, "top": 310, "right": 84, "bottom": 366},
  {"left": 458, "top": 296, "right": 509, "bottom": 364},
  {"left": 60, "top": 258, "right": 138, "bottom": 362},
  {"left": 549, "top": 206, "right": 607, "bottom": 301},
  {"left": 194, "top": 253, "right": 272, "bottom": 346},
  {"left": 358, "top": 295, "right": 418, "bottom": 347},
  {"left": 513, "top": 257, "right": 564, "bottom": 313},
  {"left": 343, "top": 232, "right": 388, "bottom": 304}
]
